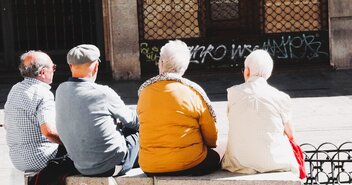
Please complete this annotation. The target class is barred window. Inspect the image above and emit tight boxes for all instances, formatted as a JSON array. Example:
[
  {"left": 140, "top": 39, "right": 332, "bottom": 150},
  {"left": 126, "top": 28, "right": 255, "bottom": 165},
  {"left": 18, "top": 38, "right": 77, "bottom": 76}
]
[
  {"left": 137, "top": 0, "right": 328, "bottom": 40},
  {"left": 12, "top": 0, "right": 98, "bottom": 50},
  {"left": 210, "top": 0, "right": 239, "bottom": 21},
  {"left": 263, "top": 0, "right": 324, "bottom": 33},
  {"left": 141, "top": 0, "right": 200, "bottom": 40}
]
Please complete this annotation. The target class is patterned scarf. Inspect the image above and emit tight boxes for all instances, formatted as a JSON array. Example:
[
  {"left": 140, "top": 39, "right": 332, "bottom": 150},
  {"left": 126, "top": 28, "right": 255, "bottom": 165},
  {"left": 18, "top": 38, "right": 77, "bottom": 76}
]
[{"left": 138, "top": 73, "right": 217, "bottom": 123}]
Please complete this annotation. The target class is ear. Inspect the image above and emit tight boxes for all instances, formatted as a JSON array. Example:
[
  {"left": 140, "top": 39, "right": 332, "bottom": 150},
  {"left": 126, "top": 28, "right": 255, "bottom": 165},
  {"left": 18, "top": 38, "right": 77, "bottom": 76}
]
[
  {"left": 158, "top": 60, "right": 163, "bottom": 74},
  {"left": 243, "top": 67, "right": 251, "bottom": 81},
  {"left": 35, "top": 68, "right": 45, "bottom": 81},
  {"left": 93, "top": 61, "right": 99, "bottom": 73},
  {"left": 246, "top": 67, "right": 251, "bottom": 77},
  {"left": 69, "top": 64, "right": 73, "bottom": 70},
  {"left": 38, "top": 67, "right": 45, "bottom": 76}
]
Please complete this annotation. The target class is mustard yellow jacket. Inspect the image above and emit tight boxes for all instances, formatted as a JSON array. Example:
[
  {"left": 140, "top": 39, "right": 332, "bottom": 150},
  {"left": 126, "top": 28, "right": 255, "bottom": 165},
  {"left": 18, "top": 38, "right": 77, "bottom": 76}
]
[{"left": 137, "top": 80, "right": 218, "bottom": 173}]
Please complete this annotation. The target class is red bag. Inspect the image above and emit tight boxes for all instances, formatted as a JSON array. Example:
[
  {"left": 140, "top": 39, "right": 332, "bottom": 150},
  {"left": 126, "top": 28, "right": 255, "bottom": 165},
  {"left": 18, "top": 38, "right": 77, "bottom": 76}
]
[{"left": 289, "top": 139, "right": 306, "bottom": 179}]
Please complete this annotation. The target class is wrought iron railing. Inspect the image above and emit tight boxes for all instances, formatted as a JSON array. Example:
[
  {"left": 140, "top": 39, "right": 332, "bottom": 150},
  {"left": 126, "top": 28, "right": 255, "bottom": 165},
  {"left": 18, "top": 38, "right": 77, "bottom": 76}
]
[{"left": 301, "top": 142, "right": 352, "bottom": 185}]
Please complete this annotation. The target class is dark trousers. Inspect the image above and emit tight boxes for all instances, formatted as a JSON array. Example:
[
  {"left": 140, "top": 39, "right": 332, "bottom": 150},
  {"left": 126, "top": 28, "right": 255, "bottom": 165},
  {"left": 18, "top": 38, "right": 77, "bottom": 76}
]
[
  {"left": 145, "top": 148, "right": 220, "bottom": 177},
  {"left": 55, "top": 145, "right": 67, "bottom": 158},
  {"left": 90, "top": 128, "right": 140, "bottom": 177},
  {"left": 28, "top": 155, "right": 79, "bottom": 185}
]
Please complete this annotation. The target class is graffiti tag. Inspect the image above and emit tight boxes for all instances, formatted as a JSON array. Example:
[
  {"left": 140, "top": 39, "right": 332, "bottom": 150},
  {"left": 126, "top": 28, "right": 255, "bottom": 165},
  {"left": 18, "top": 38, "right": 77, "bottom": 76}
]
[{"left": 140, "top": 33, "right": 328, "bottom": 64}]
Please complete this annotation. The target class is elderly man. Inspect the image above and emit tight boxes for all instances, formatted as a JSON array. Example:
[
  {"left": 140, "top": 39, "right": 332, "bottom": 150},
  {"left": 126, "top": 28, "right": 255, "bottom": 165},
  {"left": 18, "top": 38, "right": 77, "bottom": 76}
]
[
  {"left": 221, "top": 49, "right": 299, "bottom": 177},
  {"left": 55, "top": 44, "right": 139, "bottom": 177},
  {"left": 4, "top": 51, "right": 64, "bottom": 172}
]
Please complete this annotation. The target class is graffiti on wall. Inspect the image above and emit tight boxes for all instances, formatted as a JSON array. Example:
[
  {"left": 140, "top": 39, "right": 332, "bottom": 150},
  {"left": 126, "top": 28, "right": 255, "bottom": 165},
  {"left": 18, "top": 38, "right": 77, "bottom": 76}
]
[
  {"left": 140, "top": 42, "right": 160, "bottom": 64},
  {"left": 140, "top": 33, "right": 328, "bottom": 66},
  {"left": 263, "top": 34, "right": 327, "bottom": 60}
]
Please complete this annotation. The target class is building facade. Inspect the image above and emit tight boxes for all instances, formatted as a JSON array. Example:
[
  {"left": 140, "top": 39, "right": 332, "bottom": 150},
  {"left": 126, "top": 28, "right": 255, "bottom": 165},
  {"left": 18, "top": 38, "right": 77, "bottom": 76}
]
[
  {"left": 0, "top": 0, "right": 351, "bottom": 80},
  {"left": 136, "top": 0, "right": 330, "bottom": 75}
]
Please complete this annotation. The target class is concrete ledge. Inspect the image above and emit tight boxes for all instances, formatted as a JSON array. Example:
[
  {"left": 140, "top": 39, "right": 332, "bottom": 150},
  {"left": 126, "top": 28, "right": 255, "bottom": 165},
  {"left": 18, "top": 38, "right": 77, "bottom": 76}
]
[
  {"left": 66, "top": 168, "right": 153, "bottom": 185},
  {"left": 65, "top": 168, "right": 301, "bottom": 185},
  {"left": 66, "top": 176, "right": 118, "bottom": 185},
  {"left": 155, "top": 171, "right": 300, "bottom": 185},
  {"left": 114, "top": 168, "right": 153, "bottom": 185}
]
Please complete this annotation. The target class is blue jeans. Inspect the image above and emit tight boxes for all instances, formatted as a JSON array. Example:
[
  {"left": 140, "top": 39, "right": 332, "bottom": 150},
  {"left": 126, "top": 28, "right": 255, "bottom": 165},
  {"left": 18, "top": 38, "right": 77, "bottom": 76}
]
[
  {"left": 119, "top": 130, "right": 140, "bottom": 175},
  {"left": 90, "top": 128, "right": 139, "bottom": 177}
]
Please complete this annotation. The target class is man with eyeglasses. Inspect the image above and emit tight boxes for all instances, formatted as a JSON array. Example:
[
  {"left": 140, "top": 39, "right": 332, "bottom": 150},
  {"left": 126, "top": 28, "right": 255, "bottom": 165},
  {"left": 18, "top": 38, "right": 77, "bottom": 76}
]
[{"left": 4, "top": 51, "right": 65, "bottom": 172}]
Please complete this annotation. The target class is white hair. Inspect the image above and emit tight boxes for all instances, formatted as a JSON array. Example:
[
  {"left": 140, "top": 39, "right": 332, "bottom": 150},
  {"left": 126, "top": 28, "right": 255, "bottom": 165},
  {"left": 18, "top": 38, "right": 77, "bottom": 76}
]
[
  {"left": 19, "top": 51, "right": 52, "bottom": 77},
  {"left": 244, "top": 49, "right": 273, "bottom": 80},
  {"left": 159, "top": 40, "right": 191, "bottom": 75}
]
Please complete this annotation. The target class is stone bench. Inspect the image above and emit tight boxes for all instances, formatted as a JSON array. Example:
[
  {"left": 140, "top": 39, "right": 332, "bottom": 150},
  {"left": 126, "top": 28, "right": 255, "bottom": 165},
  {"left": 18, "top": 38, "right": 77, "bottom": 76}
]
[{"left": 64, "top": 168, "right": 301, "bottom": 185}]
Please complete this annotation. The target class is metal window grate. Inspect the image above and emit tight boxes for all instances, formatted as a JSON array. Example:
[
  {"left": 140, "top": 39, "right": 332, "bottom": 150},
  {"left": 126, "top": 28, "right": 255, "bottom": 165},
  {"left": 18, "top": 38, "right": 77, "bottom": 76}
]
[
  {"left": 209, "top": 0, "right": 239, "bottom": 21},
  {"left": 12, "top": 0, "right": 98, "bottom": 51},
  {"left": 302, "top": 142, "right": 352, "bottom": 185},
  {"left": 137, "top": 0, "right": 202, "bottom": 40},
  {"left": 262, "top": 0, "right": 328, "bottom": 33},
  {"left": 138, "top": 0, "right": 328, "bottom": 40},
  {"left": 205, "top": 0, "right": 261, "bottom": 37}
]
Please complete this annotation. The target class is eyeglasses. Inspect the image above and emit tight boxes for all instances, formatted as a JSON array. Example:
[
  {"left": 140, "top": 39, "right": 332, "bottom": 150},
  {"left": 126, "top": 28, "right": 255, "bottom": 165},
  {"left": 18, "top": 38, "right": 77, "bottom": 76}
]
[{"left": 42, "top": 64, "right": 56, "bottom": 72}]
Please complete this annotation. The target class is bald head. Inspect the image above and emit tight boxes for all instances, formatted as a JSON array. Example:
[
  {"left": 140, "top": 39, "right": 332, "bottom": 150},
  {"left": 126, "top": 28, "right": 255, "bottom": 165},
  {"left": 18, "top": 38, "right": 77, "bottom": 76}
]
[{"left": 19, "top": 51, "right": 53, "bottom": 78}]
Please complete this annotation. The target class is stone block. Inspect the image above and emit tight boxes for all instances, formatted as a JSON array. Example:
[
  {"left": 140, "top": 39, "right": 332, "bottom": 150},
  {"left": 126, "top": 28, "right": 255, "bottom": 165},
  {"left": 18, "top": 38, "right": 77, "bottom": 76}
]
[
  {"left": 66, "top": 168, "right": 153, "bottom": 185},
  {"left": 154, "top": 171, "right": 301, "bottom": 185},
  {"left": 115, "top": 168, "right": 153, "bottom": 185},
  {"left": 65, "top": 176, "right": 117, "bottom": 185},
  {"left": 329, "top": 0, "right": 352, "bottom": 18}
]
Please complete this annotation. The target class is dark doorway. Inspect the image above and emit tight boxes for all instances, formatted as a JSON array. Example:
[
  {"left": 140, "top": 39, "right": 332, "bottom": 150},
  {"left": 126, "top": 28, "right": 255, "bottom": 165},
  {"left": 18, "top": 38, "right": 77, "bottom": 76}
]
[
  {"left": 0, "top": 0, "right": 107, "bottom": 83},
  {"left": 205, "top": 0, "right": 261, "bottom": 37}
]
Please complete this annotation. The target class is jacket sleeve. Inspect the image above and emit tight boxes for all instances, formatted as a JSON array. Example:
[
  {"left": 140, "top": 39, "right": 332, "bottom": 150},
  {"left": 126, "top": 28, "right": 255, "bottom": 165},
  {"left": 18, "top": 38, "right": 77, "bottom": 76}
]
[
  {"left": 103, "top": 86, "right": 139, "bottom": 130},
  {"left": 198, "top": 97, "right": 218, "bottom": 148}
]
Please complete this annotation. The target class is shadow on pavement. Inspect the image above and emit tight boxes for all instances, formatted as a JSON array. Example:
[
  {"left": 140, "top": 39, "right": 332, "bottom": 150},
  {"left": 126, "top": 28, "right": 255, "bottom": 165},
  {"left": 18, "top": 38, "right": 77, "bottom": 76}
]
[{"left": 1, "top": 63, "right": 352, "bottom": 108}]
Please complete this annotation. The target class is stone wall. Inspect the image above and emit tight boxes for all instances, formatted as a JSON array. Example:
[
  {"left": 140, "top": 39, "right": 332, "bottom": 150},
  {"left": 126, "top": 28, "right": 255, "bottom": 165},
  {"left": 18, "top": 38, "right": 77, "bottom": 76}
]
[
  {"left": 329, "top": 0, "right": 352, "bottom": 69},
  {"left": 109, "top": 0, "right": 141, "bottom": 80}
]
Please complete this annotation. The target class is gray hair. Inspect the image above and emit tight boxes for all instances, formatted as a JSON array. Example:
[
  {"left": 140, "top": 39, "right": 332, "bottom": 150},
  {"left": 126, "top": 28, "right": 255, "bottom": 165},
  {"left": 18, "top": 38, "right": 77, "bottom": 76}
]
[
  {"left": 159, "top": 40, "right": 191, "bottom": 75},
  {"left": 18, "top": 51, "right": 51, "bottom": 78},
  {"left": 244, "top": 49, "right": 273, "bottom": 80}
]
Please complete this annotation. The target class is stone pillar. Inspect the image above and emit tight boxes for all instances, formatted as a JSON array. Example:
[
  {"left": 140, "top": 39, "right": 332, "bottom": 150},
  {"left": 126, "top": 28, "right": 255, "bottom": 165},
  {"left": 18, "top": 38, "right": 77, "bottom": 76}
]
[
  {"left": 329, "top": 0, "right": 352, "bottom": 69},
  {"left": 108, "top": 0, "right": 141, "bottom": 80}
]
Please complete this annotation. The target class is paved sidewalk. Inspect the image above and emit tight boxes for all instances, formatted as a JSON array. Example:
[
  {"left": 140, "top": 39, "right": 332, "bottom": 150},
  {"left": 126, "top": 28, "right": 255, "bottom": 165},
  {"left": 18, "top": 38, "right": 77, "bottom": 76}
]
[{"left": 1, "top": 64, "right": 352, "bottom": 185}]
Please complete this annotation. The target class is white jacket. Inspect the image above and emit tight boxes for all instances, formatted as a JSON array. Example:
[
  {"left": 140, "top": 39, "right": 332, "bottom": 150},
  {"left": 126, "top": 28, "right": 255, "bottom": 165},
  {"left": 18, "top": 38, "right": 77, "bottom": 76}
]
[{"left": 222, "top": 76, "right": 299, "bottom": 176}]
